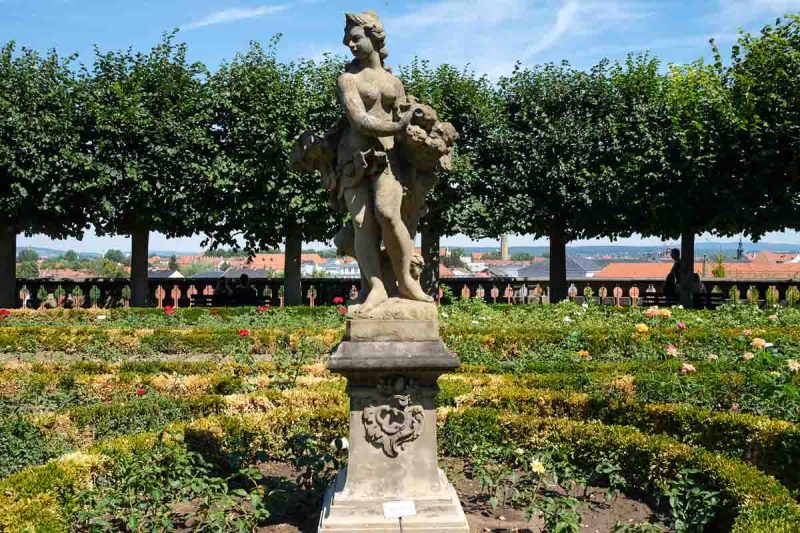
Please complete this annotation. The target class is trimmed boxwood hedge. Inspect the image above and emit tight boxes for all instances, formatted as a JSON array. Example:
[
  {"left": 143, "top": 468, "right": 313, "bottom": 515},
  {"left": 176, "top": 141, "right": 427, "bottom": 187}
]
[
  {"left": 440, "top": 408, "right": 800, "bottom": 532},
  {"left": 444, "top": 381, "right": 800, "bottom": 490},
  {"left": 1, "top": 322, "right": 800, "bottom": 363},
  {"left": 2, "top": 401, "right": 797, "bottom": 531}
]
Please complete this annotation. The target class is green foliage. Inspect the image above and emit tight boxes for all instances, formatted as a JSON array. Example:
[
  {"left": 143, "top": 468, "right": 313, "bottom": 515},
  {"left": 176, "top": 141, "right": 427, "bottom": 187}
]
[
  {"left": 16, "top": 248, "right": 38, "bottom": 262},
  {"left": 441, "top": 409, "right": 800, "bottom": 531},
  {"left": 16, "top": 260, "right": 38, "bottom": 278},
  {"left": 76, "top": 433, "right": 269, "bottom": 531},
  {"left": 103, "top": 249, "right": 125, "bottom": 264},
  {"left": 208, "top": 39, "right": 342, "bottom": 252},
  {"left": 659, "top": 468, "right": 720, "bottom": 532},
  {"left": 730, "top": 285, "right": 742, "bottom": 302},
  {"left": 0, "top": 417, "right": 56, "bottom": 478},
  {"left": 788, "top": 286, "right": 800, "bottom": 308},
  {"left": 766, "top": 286, "right": 780, "bottom": 308},
  {"left": 81, "top": 32, "right": 220, "bottom": 241},
  {"left": 399, "top": 59, "right": 498, "bottom": 240},
  {"left": 0, "top": 42, "right": 93, "bottom": 238},
  {"left": 69, "top": 395, "right": 223, "bottom": 439},
  {"left": 490, "top": 59, "right": 623, "bottom": 243},
  {"left": 748, "top": 285, "right": 761, "bottom": 305},
  {"left": 712, "top": 253, "right": 726, "bottom": 278},
  {"left": 730, "top": 15, "right": 800, "bottom": 237}
]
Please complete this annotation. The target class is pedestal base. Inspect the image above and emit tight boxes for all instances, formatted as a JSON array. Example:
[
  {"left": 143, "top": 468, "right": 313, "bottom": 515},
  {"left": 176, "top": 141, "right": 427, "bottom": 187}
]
[
  {"left": 320, "top": 323, "right": 467, "bottom": 533},
  {"left": 319, "top": 468, "right": 469, "bottom": 532}
]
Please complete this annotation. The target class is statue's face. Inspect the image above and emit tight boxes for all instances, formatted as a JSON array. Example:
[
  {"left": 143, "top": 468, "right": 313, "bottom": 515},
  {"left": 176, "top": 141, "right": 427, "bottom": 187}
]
[{"left": 344, "top": 24, "right": 374, "bottom": 59}]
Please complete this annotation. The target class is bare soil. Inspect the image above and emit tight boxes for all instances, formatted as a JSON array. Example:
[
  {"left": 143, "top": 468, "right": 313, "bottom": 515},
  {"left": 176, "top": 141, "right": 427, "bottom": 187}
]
[{"left": 237, "top": 458, "right": 665, "bottom": 533}]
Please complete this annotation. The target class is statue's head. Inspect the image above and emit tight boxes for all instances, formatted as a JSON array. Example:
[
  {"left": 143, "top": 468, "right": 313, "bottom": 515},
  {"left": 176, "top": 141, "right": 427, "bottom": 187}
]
[{"left": 343, "top": 10, "right": 388, "bottom": 65}]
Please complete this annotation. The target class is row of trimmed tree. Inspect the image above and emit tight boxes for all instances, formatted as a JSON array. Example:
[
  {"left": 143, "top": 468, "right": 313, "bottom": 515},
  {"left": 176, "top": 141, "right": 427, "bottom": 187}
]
[{"left": 1, "top": 16, "right": 798, "bottom": 308}]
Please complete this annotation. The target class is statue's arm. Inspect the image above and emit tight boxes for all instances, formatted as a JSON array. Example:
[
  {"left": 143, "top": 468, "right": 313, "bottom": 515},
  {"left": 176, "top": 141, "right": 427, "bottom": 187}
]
[{"left": 338, "top": 74, "right": 410, "bottom": 136}]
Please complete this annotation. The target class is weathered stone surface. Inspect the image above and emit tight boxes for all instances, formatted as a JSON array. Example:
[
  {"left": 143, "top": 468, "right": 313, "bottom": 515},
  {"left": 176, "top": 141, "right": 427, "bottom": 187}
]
[
  {"left": 320, "top": 340, "right": 468, "bottom": 532},
  {"left": 306, "top": 10, "right": 467, "bottom": 532},
  {"left": 345, "top": 303, "right": 438, "bottom": 341},
  {"left": 327, "top": 339, "right": 458, "bottom": 373},
  {"left": 319, "top": 468, "right": 468, "bottom": 531},
  {"left": 292, "top": 10, "right": 458, "bottom": 313},
  {"left": 347, "top": 297, "right": 437, "bottom": 322}
]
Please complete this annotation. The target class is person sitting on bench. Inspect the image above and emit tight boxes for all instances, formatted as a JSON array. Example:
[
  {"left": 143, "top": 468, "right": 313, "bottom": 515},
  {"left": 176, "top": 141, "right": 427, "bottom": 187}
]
[{"left": 233, "top": 273, "right": 258, "bottom": 306}]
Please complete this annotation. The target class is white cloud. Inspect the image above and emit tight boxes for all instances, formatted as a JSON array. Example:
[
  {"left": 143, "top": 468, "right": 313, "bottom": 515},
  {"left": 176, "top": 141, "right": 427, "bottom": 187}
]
[
  {"left": 715, "top": 0, "right": 800, "bottom": 27},
  {"left": 523, "top": 0, "right": 580, "bottom": 57},
  {"left": 183, "top": 4, "right": 289, "bottom": 30},
  {"left": 383, "top": 0, "right": 659, "bottom": 77}
]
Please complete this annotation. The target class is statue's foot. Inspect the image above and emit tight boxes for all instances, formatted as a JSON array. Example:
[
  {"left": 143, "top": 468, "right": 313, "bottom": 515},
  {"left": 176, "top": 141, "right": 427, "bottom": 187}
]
[
  {"left": 353, "top": 285, "right": 389, "bottom": 317},
  {"left": 398, "top": 281, "right": 434, "bottom": 303}
]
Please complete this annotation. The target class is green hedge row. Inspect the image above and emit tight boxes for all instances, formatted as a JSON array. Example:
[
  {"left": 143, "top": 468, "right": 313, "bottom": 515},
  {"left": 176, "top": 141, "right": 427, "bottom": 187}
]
[
  {"left": 0, "top": 394, "right": 230, "bottom": 478},
  {"left": 440, "top": 409, "right": 800, "bottom": 532},
  {"left": 442, "top": 381, "right": 800, "bottom": 490},
  {"left": 3, "top": 404, "right": 794, "bottom": 532},
  {"left": 0, "top": 401, "right": 348, "bottom": 531},
  {"left": 0, "top": 326, "right": 340, "bottom": 357},
  {"left": 2, "top": 323, "right": 800, "bottom": 363},
  {"left": 448, "top": 363, "right": 800, "bottom": 423},
  {"left": 0, "top": 383, "right": 346, "bottom": 479}
]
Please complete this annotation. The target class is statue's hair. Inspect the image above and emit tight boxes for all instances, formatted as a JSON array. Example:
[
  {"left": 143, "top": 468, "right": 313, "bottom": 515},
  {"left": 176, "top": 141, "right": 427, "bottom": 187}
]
[{"left": 344, "top": 10, "right": 389, "bottom": 69}]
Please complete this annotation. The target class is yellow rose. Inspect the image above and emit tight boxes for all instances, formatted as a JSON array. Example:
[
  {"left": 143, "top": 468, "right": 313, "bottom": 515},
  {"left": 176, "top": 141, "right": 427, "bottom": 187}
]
[
  {"left": 635, "top": 323, "right": 649, "bottom": 333},
  {"left": 751, "top": 338, "right": 767, "bottom": 350},
  {"left": 530, "top": 459, "right": 546, "bottom": 475}
]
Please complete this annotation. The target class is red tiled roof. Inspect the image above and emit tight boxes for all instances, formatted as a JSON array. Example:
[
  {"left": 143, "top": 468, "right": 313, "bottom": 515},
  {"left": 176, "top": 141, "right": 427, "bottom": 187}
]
[
  {"left": 38, "top": 269, "right": 90, "bottom": 279},
  {"left": 481, "top": 259, "right": 531, "bottom": 266},
  {"left": 597, "top": 262, "right": 800, "bottom": 280},
  {"left": 177, "top": 255, "right": 217, "bottom": 266},
  {"left": 751, "top": 251, "right": 800, "bottom": 264}
]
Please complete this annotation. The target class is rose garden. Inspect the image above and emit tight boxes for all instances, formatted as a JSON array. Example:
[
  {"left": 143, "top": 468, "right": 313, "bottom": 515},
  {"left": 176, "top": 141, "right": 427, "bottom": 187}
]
[{"left": 2, "top": 8, "right": 800, "bottom": 533}]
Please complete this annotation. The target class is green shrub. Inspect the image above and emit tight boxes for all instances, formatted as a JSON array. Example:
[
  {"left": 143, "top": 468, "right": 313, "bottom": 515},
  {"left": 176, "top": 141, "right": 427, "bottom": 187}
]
[
  {"left": 441, "top": 409, "right": 800, "bottom": 531},
  {"left": 446, "top": 383, "right": 800, "bottom": 490}
]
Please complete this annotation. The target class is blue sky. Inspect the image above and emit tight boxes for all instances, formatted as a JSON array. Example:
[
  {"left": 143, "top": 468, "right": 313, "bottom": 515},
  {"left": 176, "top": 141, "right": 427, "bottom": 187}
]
[{"left": 6, "top": 0, "right": 800, "bottom": 253}]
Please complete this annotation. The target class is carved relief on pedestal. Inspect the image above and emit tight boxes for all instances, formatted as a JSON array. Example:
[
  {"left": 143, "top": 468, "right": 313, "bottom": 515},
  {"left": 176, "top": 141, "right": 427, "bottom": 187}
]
[{"left": 362, "top": 376, "right": 424, "bottom": 457}]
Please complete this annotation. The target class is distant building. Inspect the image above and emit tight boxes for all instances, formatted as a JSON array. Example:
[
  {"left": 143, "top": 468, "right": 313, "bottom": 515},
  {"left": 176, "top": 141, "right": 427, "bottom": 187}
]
[
  {"left": 38, "top": 269, "right": 89, "bottom": 280},
  {"left": 189, "top": 270, "right": 226, "bottom": 279},
  {"left": 148, "top": 269, "right": 184, "bottom": 279},
  {"left": 222, "top": 268, "right": 273, "bottom": 279},
  {"left": 518, "top": 255, "right": 601, "bottom": 278},
  {"left": 596, "top": 261, "right": 800, "bottom": 280},
  {"left": 313, "top": 258, "right": 361, "bottom": 278},
  {"left": 488, "top": 265, "right": 526, "bottom": 278}
]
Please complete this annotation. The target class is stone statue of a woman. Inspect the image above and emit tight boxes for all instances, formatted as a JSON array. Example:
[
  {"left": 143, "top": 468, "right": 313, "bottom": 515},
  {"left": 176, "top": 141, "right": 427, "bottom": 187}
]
[{"left": 293, "top": 10, "right": 458, "bottom": 318}]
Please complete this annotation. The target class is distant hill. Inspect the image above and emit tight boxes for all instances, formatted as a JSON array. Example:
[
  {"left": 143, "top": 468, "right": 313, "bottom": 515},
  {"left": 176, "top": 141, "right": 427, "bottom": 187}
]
[{"left": 17, "top": 246, "right": 101, "bottom": 259}]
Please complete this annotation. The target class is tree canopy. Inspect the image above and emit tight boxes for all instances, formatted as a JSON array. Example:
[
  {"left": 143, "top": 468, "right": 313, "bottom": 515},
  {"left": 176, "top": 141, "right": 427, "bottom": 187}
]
[{"left": 1, "top": 14, "right": 799, "bottom": 306}]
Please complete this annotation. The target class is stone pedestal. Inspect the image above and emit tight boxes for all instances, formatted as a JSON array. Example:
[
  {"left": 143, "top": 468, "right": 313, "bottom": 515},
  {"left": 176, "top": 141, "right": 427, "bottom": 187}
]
[{"left": 318, "top": 320, "right": 469, "bottom": 532}]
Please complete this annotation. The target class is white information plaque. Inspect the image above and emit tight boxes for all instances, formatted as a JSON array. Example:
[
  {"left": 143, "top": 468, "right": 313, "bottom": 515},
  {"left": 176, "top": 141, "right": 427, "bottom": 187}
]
[{"left": 382, "top": 500, "right": 417, "bottom": 519}]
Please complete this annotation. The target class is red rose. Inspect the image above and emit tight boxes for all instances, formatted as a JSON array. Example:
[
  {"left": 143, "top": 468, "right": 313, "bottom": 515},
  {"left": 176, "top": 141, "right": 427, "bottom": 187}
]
[
  {"left": 164, "top": 305, "right": 175, "bottom": 316},
  {"left": 337, "top": 305, "right": 347, "bottom": 315},
  {"left": 0, "top": 309, "right": 10, "bottom": 316},
  {"left": 332, "top": 296, "right": 345, "bottom": 305},
  {"left": 238, "top": 329, "right": 251, "bottom": 337},
  {"left": 257, "top": 305, "right": 269, "bottom": 313},
  {"left": 135, "top": 388, "right": 146, "bottom": 396}
]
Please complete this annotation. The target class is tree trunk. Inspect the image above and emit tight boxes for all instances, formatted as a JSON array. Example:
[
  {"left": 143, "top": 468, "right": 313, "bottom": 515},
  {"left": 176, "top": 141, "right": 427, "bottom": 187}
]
[
  {"left": 679, "top": 230, "right": 695, "bottom": 308},
  {"left": 284, "top": 220, "right": 302, "bottom": 306},
  {"left": 0, "top": 225, "right": 16, "bottom": 308},
  {"left": 420, "top": 225, "right": 439, "bottom": 296},
  {"left": 130, "top": 227, "right": 150, "bottom": 307},
  {"left": 549, "top": 224, "right": 568, "bottom": 303}
]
